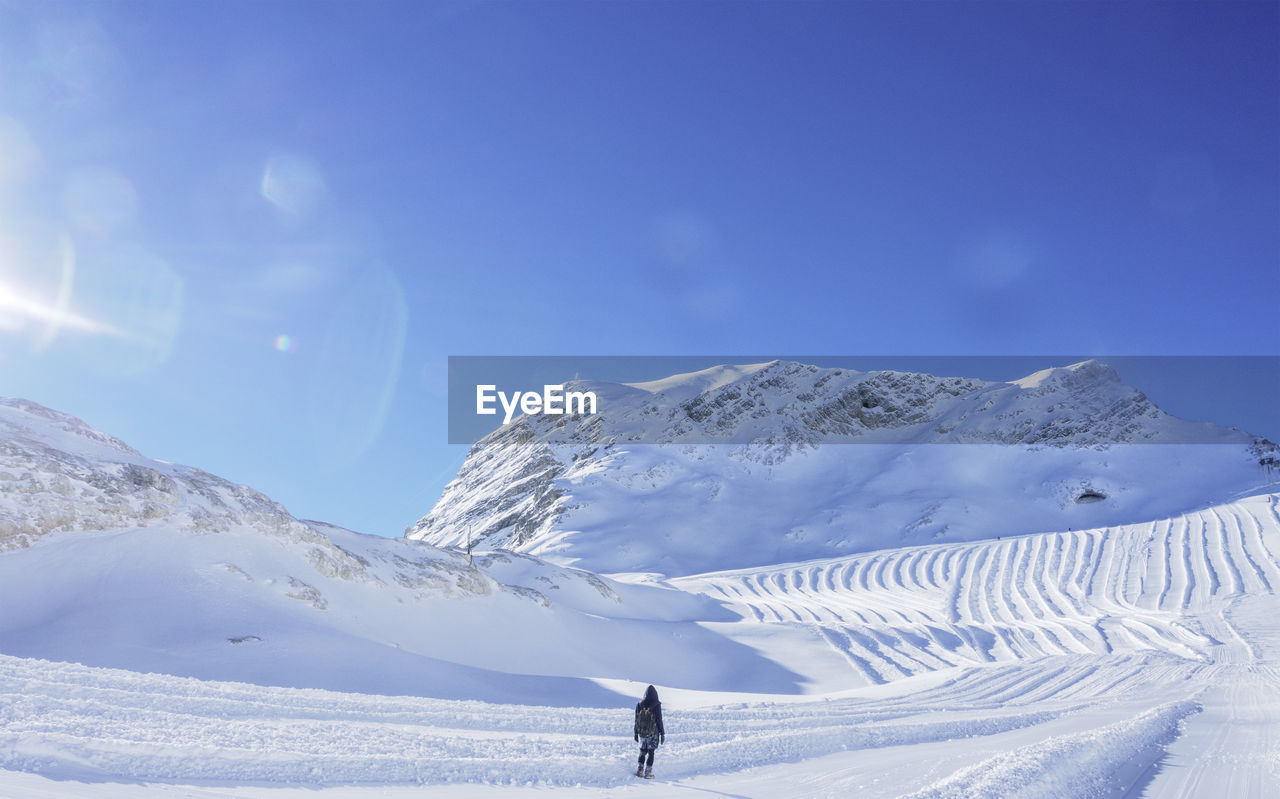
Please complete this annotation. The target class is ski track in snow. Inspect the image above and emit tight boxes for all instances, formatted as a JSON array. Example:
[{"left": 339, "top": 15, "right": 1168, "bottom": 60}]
[{"left": 3, "top": 495, "right": 1280, "bottom": 797}]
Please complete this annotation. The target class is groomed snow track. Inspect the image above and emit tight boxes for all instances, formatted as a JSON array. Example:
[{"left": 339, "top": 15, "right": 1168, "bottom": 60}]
[{"left": 676, "top": 495, "right": 1280, "bottom": 683}]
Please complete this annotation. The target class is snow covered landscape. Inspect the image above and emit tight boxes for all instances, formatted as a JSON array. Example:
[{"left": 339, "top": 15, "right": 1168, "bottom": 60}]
[
  {"left": 3, "top": 0, "right": 1275, "bottom": 793},
  {"left": 2, "top": 362, "right": 1279, "bottom": 797}
]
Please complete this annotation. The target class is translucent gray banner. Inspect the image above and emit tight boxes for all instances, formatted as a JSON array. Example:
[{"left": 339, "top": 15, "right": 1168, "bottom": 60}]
[{"left": 446, "top": 356, "right": 1280, "bottom": 448}]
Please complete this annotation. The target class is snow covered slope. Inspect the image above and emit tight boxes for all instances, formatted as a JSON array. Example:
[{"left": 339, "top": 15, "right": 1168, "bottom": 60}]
[
  {"left": 3, "top": 493, "right": 1277, "bottom": 796},
  {"left": 675, "top": 494, "right": 1280, "bottom": 689},
  {"left": 0, "top": 398, "right": 765, "bottom": 704},
  {"left": 408, "top": 360, "right": 1278, "bottom": 575}
]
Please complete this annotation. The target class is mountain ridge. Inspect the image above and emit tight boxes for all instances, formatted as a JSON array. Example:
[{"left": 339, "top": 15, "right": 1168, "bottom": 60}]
[
  {"left": 408, "top": 360, "right": 1277, "bottom": 575},
  {"left": 0, "top": 396, "right": 748, "bottom": 702}
]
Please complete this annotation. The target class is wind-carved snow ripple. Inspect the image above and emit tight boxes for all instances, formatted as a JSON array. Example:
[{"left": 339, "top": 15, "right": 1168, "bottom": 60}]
[{"left": 677, "top": 496, "right": 1280, "bottom": 686}]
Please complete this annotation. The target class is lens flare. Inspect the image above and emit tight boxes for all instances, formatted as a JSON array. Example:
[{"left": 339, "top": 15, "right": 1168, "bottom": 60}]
[
  {"left": 71, "top": 242, "right": 184, "bottom": 375},
  {"left": 0, "top": 234, "right": 121, "bottom": 342},
  {"left": 274, "top": 334, "right": 294, "bottom": 352},
  {"left": 260, "top": 154, "right": 327, "bottom": 220},
  {"left": 33, "top": 234, "right": 77, "bottom": 350}
]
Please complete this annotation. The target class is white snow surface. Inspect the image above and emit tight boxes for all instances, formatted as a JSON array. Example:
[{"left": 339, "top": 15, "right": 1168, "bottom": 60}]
[
  {"left": 0, "top": 397, "right": 746, "bottom": 703},
  {"left": 3, "top": 495, "right": 1278, "bottom": 796},
  {"left": 3, "top": 395, "right": 1280, "bottom": 796}
]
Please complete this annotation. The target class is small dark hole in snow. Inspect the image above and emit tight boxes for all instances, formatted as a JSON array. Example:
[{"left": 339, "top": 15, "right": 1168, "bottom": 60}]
[
  {"left": 227, "top": 635, "right": 262, "bottom": 644},
  {"left": 1075, "top": 491, "right": 1107, "bottom": 504}
]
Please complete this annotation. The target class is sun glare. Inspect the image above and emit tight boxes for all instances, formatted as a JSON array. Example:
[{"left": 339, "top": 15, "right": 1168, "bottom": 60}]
[
  {"left": 0, "top": 236, "right": 121, "bottom": 344},
  {"left": 0, "top": 276, "right": 120, "bottom": 338}
]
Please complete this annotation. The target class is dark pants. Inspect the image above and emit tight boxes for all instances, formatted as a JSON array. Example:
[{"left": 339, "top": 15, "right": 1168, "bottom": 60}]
[{"left": 638, "top": 746, "right": 655, "bottom": 768}]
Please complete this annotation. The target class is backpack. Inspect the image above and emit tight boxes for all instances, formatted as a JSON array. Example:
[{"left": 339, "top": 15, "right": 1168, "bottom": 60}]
[{"left": 636, "top": 703, "right": 658, "bottom": 737}]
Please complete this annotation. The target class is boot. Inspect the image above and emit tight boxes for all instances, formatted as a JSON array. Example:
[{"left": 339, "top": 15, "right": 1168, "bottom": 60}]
[
  {"left": 644, "top": 766, "right": 654, "bottom": 779},
  {"left": 636, "top": 764, "right": 644, "bottom": 777}
]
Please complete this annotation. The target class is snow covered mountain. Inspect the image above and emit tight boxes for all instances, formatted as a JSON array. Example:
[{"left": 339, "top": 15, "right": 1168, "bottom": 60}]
[
  {"left": 408, "top": 360, "right": 1278, "bottom": 575},
  {"left": 2, "top": 394, "right": 1279, "bottom": 796},
  {"left": 0, "top": 398, "right": 754, "bottom": 704}
]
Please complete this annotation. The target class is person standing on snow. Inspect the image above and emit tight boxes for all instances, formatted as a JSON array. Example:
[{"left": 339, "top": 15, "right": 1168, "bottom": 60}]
[{"left": 633, "top": 684, "right": 665, "bottom": 778}]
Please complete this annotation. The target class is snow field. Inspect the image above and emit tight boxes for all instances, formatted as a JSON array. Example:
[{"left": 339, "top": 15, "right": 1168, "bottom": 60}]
[
  {"left": 2, "top": 494, "right": 1278, "bottom": 796},
  {"left": 0, "top": 651, "right": 1199, "bottom": 791}
]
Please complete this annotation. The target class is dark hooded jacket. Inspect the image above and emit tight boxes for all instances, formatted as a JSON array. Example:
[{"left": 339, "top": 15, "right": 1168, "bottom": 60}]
[{"left": 634, "top": 685, "right": 665, "bottom": 740}]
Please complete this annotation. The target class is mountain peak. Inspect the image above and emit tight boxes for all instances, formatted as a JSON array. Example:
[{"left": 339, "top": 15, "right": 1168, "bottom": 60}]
[
  {"left": 0, "top": 397, "right": 337, "bottom": 555},
  {"left": 0, "top": 398, "right": 141, "bottom": 460},
  {"left": 497, "top": 358, "right": 1208, "bottom": 448},
  {"left": 1012, "top": 359, "right": 1120, "bottom": 390},
  {"left": 624, "top": 362, "right": 781, "bottom": 399}
]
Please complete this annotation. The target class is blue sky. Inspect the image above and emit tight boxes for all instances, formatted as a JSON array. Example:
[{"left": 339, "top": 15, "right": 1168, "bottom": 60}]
[{"left": 0, "top": 1, "right": 1276, "bottom": 536}]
